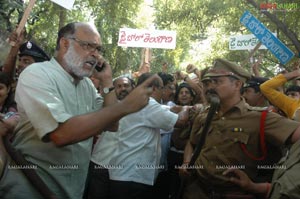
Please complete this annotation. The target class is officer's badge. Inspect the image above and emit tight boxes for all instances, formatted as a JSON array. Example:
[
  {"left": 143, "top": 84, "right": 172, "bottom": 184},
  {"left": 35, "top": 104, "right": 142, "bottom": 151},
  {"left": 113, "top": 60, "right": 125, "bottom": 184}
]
[
  {"left": 232, "top": 128, "right": 243, "bottom": 132},
  {"left": 26, "top": 41, "right": 32, "bottom": 49}
]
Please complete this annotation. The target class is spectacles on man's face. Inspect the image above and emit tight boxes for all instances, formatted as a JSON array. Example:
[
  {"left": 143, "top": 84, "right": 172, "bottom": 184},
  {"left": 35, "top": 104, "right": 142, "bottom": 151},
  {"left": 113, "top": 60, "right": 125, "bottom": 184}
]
[{"left": 68, "top": 37, "right": 104, "bottom": 54}]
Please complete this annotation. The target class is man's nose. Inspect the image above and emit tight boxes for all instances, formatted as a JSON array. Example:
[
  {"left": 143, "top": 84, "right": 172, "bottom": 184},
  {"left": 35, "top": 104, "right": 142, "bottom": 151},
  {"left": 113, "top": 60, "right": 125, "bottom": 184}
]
[
  {"left": 90, "top": 50, "right": 100, "bottom": 58},
  {"left": 205, "top": 83, "right": 215, "bottom": 90},
  {"left": 18, "top": 62, "right": 25, "bottom": 70},
  {"left": 120, "top": 86, "right": 127, "bottom": 91}
]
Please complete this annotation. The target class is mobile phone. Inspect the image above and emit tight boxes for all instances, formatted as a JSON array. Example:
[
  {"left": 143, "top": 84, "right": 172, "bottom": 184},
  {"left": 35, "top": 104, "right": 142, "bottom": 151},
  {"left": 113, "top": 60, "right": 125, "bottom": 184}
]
[
  {"left": 95, "top": 63, "right": 105, "bottom": 72},
  {"left": 93, "top": 61, "right": 105, "bottom": 72}
]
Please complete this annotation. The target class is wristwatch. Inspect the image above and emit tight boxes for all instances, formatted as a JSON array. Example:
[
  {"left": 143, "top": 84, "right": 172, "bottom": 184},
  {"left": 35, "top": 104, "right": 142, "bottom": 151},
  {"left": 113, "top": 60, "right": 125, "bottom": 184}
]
[{"left": 103, "top": 87, "right": 115, "bottom": 95}]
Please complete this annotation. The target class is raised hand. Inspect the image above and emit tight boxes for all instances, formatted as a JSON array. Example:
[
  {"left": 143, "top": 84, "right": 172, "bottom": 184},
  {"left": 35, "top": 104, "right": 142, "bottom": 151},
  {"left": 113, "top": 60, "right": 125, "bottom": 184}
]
[
  {"left": 92, "top": 55, "right": 113, "bottom": 88},
  {"left": 121, "top": 75, "right": 160, "bottom": 114}
]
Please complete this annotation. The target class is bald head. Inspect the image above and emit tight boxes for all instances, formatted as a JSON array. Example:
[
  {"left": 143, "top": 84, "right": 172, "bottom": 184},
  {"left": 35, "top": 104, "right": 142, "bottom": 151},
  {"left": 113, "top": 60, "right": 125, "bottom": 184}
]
[
  {"left": 55, "top": 22, "right": 103, "bottom": 80},
  {"left": 56, "top": 22, "right": 101, "bottom": 51}
]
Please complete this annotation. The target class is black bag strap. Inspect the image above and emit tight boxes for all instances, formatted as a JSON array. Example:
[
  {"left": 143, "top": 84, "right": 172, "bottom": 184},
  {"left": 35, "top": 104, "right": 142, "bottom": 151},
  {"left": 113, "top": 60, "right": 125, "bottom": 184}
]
[{"left": 3, "top": 135, "right": 58, "bottom": 199}]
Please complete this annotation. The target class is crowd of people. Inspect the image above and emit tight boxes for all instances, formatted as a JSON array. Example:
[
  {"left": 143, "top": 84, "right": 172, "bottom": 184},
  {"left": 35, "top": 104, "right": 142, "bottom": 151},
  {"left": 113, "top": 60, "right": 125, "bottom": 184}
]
[{"left": 0, "top": 21, "right": 300, "bottom": 199}]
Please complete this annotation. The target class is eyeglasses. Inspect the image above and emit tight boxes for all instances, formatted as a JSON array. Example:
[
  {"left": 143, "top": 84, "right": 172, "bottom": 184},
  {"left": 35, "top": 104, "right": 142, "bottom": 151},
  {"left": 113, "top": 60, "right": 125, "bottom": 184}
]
[{"left": 68, "top": 37, "right": 104, "bottom": 54}]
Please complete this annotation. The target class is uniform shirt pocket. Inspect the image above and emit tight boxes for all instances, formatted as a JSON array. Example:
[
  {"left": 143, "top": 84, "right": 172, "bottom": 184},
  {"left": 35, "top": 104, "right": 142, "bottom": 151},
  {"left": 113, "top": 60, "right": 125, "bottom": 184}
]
[{"left": 226, "top": 130, "right": 250, "bottom": 145}]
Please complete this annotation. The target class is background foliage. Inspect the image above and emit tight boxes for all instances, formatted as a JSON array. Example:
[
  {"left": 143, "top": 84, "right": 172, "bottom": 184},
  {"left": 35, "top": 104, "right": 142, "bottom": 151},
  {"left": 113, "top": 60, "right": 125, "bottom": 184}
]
[{"left": 1, "top": 0, "right": 300, "bottom": 77}]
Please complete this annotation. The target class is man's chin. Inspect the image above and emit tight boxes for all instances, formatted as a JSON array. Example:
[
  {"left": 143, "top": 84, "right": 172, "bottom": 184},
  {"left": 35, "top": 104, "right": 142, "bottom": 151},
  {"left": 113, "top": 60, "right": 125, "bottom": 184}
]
[
  {"left": 118, "top": 96, "right": 126, "bottom": 100},
  {"left": 72, "top": 70, "right": 91, "bottom": 79},
  {"left": 118, "top": 94, "right": 128, "bottom": 100}
]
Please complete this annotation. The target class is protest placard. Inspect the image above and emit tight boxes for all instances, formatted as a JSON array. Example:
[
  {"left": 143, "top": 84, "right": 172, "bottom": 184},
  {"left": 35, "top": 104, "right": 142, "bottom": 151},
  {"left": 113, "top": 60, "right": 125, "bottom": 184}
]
[
  {"left": 118, "top": 28, "right": 176, "bottom": 49},
  {"left": 240, "top": 10, "right": 294, "bottom": 64},
  {"left": 50, "top": 0, "right": 75, "bottom": 10}
]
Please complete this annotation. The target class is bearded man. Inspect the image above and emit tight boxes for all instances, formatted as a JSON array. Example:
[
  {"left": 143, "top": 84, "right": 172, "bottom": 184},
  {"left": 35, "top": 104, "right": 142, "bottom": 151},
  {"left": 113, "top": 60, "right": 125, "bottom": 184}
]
[{"left": 0, "top": 22, "right": 158, "bottom": 199}]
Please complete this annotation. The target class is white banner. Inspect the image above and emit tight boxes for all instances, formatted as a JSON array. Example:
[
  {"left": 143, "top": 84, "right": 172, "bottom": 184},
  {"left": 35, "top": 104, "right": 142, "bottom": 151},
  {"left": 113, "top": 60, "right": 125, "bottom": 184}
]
[
  {"left": 50, "top": 0, "right": 75, "bottom": 10},
  {"left": 229, "top": 34, "right": 277, "bottom": 50},
  {"left": 118, "top": 28, "right": 176, "bottom": 49}
]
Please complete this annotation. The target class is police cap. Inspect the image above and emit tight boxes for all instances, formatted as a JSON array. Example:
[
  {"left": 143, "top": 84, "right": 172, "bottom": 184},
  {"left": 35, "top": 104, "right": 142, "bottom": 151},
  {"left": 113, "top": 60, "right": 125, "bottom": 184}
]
[
  {"left": 204, "top": 58, "right": 251, "bottom": 83},
  {"left": 244, "top": 76, "right": 269, "bottom": 92},
  {"left": 19, "top": 41, "right": 50, "bottom": 62}
]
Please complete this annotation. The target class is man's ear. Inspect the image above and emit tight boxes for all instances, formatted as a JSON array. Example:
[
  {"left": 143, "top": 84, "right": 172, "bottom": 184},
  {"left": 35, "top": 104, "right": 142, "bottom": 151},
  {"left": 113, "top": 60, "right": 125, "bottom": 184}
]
[
  {"left": 235, "top": 80, "right": 243, "bottom": 90},
  {"left": 60, "top": 37, "right": 70, "bottom": 51}
]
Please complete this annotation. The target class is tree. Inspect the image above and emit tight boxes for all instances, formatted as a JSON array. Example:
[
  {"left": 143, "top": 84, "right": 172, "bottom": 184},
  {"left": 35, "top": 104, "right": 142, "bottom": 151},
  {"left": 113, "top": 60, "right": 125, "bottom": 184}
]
[
  {"left": 0, "top": 0, "right": 23, "bottom": 32},
  {"left": 1, "top": 0, "right": 300, "bottom": 76},
  {"left": 0, "top": 0, "right": 145, "bottom": 76},
  {"left": 153, "top": 0, "right": 300, "bottom": 76}
]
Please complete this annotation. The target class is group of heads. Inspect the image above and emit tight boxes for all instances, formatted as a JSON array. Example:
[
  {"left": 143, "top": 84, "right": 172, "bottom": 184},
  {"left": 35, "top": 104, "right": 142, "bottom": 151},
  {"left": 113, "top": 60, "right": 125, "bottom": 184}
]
[
  {"left": 241, "top": 76, "right": 300, "bottom": 107},
  {"left": 200, "top": 58, "right": 300, "bottom": 106},
  {"left": 18, "top": 22, "right": 300, "bottom": 106},
  {"left": 15, "top": 22, "right": 233, "bottom": 108},
  {"left": 137, "top": 72, "right": 195, "bottom": 106},
  {"left": 90, "top": 54, "right": 300, "bottom": 110},
  {"left": 158, "top": 72, "right": 195, "bottom": 106}
]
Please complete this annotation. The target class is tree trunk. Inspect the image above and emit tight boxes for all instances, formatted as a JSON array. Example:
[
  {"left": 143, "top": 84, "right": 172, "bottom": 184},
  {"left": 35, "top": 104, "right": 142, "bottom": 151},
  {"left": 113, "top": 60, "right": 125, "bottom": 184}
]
[{"left": 58, "top": 5, "right": 66, "bottom": 31}]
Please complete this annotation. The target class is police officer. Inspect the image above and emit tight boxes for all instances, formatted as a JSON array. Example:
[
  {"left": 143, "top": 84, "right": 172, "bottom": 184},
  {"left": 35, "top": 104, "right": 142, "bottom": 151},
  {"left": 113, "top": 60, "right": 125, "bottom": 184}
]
[
  {"left": 182, "top": 58, "right": 300, "bottom": 199},
  {"left": 242, "top": 76, "right": 269, "bottom": 107},
  {"left": 17, "top": 41, "right": 50, "bottom": 75},
  {"left": 2, "top": 33, "right": 50, "bottom": 82}
]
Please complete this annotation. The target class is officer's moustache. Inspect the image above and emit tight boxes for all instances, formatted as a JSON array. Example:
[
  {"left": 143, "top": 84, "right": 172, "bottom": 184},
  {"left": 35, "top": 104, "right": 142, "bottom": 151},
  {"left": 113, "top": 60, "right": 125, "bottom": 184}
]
[{"left": 207, "top": 93, "right": 220, "bottom": 105}]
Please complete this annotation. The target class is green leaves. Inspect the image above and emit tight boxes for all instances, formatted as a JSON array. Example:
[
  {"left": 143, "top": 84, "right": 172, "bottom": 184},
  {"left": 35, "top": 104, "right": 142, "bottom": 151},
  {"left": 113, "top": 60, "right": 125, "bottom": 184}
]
[{"left": 1, "top": 0, "right": 299, "bottom": 76}]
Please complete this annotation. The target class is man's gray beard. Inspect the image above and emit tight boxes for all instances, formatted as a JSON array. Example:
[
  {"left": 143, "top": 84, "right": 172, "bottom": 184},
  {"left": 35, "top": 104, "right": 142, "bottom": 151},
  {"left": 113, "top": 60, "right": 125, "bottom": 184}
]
[{"left": 63, "top": 44, "right": 91, "bottom": 78}]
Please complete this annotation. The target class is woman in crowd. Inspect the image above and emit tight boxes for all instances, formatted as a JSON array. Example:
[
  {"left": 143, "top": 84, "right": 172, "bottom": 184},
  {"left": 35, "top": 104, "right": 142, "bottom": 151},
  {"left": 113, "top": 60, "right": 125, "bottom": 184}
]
[
  {"left": 167, "top": 82, "right": 197, "bottom": 199},
  {"left": 0, "top": 71, "right": 19, "bottom": 176}
]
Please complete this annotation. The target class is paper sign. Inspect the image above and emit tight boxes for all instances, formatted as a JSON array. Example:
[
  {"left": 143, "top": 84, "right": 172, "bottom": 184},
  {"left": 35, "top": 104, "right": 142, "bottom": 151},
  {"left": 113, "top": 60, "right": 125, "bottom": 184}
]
[
  {"left": 229, "top": 34, "right": 276, "bottom": 50},
  {"left": 118, "top": 28, "right": 176, "bottom": 49},
  {"left": 50, "top": 0, "right": 75, "bottom": 10},
  {"left": 240, "top": 11, "right": 294, "bottom": 65}
]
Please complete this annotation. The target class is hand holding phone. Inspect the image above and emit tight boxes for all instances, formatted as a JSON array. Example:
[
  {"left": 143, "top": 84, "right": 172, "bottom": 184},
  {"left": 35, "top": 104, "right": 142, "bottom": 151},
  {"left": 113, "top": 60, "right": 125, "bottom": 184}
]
[
  {"left": 91, "top": 56, "right": 113, "bottom": 87},
  {"left": 92, "top": 55, "right": 108, "bottom": 73},
  {"left": 94, "top": 61, "right": 105, "bottom": 72}
]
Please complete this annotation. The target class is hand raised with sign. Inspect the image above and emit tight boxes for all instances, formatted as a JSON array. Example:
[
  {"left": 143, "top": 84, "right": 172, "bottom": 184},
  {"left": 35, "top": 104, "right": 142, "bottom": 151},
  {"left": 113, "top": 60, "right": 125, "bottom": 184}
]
[{"left": 251, "top": 55, "right": 263, "bottom": 77}]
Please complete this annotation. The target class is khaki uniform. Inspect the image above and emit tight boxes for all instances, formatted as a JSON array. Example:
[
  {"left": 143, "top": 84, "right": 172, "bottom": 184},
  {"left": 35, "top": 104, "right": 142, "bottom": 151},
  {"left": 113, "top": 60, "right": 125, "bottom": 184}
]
[
  {"left": 269, "top": 139, "right": 300, "bottom": 199},
  {"left": 184, "top": 100, "right": 299, "bottom": 199}
]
